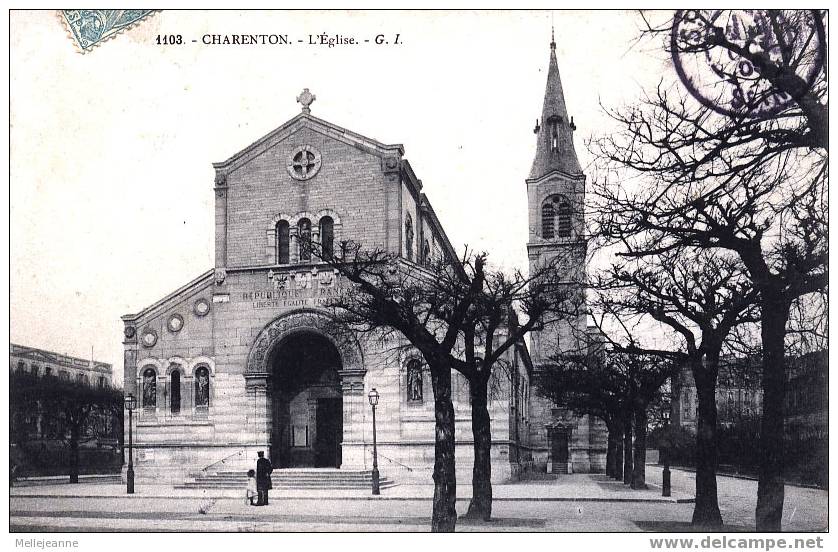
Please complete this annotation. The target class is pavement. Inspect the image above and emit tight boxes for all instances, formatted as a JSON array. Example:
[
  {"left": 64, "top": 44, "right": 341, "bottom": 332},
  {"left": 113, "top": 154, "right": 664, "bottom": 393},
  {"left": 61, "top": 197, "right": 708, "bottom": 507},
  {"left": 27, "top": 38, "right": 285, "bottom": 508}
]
[{"left": 9, "top": 469, "right": 828, "bottom": 532}]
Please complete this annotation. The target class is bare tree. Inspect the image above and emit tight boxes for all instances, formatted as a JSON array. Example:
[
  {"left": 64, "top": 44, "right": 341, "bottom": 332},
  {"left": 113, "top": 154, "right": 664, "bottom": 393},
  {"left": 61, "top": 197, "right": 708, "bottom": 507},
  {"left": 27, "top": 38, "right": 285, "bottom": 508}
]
[
  {"left": 591, "top": 9, "right": 827, "bottom": 530},
  {"left": 590, "top": 248, "right": 759, "bottom": 525}
]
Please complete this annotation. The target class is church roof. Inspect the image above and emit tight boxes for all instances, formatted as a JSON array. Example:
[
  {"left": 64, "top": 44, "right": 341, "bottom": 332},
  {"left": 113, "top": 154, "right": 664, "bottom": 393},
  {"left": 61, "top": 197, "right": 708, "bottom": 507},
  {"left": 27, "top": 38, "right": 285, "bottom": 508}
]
[{"left": 528, "top": 36, "right": 583, "bottom": 180}]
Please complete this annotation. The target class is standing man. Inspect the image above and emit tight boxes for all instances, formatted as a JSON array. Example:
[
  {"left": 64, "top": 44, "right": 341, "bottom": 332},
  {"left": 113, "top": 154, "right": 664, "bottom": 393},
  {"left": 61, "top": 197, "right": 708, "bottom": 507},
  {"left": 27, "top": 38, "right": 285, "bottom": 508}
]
[{"left": 256, "top": 450, "right": 273, "bottom": 506}]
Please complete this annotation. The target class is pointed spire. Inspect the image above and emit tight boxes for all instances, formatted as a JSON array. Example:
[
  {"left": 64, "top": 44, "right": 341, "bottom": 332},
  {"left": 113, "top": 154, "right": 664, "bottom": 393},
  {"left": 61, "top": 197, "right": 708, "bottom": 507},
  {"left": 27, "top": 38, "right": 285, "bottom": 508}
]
[{"left": 528, "top": 33, "right": 582, "bottom": 179}]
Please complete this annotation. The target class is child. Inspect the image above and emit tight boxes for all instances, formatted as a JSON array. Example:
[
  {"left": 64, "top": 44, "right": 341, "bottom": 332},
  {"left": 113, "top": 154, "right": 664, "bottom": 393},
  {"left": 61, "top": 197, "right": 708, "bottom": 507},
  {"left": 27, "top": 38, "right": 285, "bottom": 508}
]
[{"left": 245, "top": 469, "right": 257, "bottom": 506}]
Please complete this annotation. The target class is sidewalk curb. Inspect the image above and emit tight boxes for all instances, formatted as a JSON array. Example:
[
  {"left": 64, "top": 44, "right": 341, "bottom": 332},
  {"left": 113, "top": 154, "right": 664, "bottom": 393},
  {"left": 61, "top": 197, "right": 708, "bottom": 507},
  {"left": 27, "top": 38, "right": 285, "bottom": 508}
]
[
  {"left": 11, "top": 493, "right": 693, "bottom": 504},
  {"left": 662, "top": 466, "right": 826, "bottom": 490}
]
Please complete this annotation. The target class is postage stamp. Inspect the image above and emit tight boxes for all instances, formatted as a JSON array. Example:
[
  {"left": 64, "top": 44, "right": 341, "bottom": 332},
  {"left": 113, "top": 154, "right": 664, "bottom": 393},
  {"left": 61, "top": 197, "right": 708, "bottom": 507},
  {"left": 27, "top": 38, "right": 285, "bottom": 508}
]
[
  {"left": 60, "top": 9, "right": 157, "bottom": 53},
  {"left": 670, "top": 10, "right": 826, "bottom": 118}
]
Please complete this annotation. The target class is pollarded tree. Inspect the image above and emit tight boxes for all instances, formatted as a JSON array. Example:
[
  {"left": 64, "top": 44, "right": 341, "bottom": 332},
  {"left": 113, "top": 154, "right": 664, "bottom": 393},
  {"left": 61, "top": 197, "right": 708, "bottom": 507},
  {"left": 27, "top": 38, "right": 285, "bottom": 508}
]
[
  {"left": 308, "top": 239, "right": 575, "bottom": 529},
  {"left": 591, "top": 9, "right": 827, "bottom": 531},
  {"left": 591, "top": 248, "right": 759, "bottom": 525}
]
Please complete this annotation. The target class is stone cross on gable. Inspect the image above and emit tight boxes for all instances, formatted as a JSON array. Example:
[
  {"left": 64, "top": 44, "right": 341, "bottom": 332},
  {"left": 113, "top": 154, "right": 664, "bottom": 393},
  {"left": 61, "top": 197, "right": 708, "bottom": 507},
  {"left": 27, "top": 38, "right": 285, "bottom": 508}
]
[{"left": 297, "top": 88, "right": 316, "bottom": 114}]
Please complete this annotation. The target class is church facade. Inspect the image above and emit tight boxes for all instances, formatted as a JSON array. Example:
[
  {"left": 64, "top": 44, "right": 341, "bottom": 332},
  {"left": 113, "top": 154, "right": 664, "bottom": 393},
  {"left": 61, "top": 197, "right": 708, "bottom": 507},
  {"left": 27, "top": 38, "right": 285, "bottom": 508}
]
[{"left": 121, "top": 43, "right": 605, "bottom": 485}]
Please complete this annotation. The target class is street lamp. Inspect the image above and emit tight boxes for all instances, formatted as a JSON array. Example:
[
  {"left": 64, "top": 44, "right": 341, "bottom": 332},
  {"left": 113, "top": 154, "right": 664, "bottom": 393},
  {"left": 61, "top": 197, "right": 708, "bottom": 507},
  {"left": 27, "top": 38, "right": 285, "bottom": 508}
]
[
  {"left": 124, "top": 393, "right": 136, "bottom": 494},
  {"left": 661, "top": 408, "right": 671, "bottom": 497},
  {"left": 368, "top": 388, "right": 380, "bottom": 495}
]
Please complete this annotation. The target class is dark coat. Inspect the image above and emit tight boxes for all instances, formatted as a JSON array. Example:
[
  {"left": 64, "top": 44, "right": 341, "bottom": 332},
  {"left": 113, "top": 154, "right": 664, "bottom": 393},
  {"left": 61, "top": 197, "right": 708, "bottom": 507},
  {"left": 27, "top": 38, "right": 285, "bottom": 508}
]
[{"left": 256, "top": 457, "right": 273, "bottom": 490}]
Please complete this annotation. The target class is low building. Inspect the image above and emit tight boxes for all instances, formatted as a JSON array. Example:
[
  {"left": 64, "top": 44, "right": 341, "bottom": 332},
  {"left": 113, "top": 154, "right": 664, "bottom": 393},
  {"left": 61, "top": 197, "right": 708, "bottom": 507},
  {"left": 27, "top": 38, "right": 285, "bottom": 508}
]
[{"left": 10, "top": 343, "right": 113, "bottom": 388}]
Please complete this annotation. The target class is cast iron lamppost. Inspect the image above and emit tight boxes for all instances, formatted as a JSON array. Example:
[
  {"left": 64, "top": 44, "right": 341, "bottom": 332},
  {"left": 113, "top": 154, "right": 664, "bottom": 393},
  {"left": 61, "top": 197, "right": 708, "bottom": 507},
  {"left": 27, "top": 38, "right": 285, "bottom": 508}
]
[
  {"left": 125, "top": 393, "right": 136, "bottom": 494},
  {"left": 368, "top": 388, "right": 380, "bottom": 495},
  {"left": 662, "top": 408, "right": 671, "bottom": 497}
]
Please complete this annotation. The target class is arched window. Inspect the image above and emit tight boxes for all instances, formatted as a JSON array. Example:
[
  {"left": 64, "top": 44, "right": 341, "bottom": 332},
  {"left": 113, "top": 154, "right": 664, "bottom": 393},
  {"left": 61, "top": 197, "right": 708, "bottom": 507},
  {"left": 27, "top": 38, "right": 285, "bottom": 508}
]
[
  {"left": 298, "top": 218, "right": 312, "bottom": 262},
  {"left": 423, "top": 240, "right": 431, "bottom": 267},
  {"left": 170, "top": 369, "right": 181, "bottom": 415},
  {"left": 541, "top": 202, "right": 555, "bottom": 239},
  {"left": 405, "top": 214, "right": 414, "bottom": 261},
  {"left": 406, "top": 359, "right": 423, "bottom": 403},
  {"left": 276, "top": 220, "right": 290, "bottom": 264},
  {"left": 142, "top": 368, "right": 157, "bottom": 409},
  {"left": 319, "top": 216, "right": 334, "bottom": 258},
  {"left": 557, "top": 199, "right": 572, "bottom": 238},
  {"left": 195, "top": 366, "right": 210, "bottom": 411}
]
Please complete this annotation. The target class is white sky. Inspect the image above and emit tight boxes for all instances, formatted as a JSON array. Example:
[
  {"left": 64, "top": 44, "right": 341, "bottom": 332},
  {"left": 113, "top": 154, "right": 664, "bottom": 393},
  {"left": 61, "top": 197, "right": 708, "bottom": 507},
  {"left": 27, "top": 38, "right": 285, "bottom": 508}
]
[{"left": 9, "top": 10, "right": 676, "bottom": 384}]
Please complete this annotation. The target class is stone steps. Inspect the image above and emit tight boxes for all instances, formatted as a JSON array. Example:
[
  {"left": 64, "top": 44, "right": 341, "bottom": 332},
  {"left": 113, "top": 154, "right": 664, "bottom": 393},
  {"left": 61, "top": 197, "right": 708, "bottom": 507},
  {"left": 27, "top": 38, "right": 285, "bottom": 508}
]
[{"left": 177, "top": 468, "right": 396, "bottom": 490}]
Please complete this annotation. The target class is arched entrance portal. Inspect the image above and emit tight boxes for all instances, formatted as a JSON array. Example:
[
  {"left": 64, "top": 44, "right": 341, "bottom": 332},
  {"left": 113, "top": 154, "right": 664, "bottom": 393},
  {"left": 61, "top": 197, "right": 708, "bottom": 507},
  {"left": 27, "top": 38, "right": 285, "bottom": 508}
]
[{"left": 271, "top": 332, "right": 343, "bottom": 468}]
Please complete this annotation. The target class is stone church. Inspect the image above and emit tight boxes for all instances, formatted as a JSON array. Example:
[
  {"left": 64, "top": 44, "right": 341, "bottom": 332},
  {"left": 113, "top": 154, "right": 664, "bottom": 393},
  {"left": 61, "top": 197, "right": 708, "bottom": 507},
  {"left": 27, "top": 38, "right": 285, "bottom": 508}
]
[{"left": 121, "top": 39, "right": 605, "bottom": 485}]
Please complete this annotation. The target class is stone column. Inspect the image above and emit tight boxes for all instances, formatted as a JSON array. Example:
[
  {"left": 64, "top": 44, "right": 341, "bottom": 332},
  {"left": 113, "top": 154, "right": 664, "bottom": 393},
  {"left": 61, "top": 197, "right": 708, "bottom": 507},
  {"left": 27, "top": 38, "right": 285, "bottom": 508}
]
[
  {"left": 290, "top": 228, "right": 299, "bottom": 264},
  {"left": 338, "top": 369, "right": 366, "bottom": 469},
  {"left": 214, "top": 172, "right": 229, "bottom": 269},
  {"left": 245, "top": 373, "right": 272, "bottom": 456}
]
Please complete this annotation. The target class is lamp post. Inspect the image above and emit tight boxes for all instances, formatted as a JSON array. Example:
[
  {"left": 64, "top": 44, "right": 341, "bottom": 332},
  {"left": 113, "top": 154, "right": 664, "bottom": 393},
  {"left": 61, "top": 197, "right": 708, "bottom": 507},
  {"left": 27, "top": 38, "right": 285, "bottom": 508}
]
[
  {"left": 124, "top": 393, "right": 136, "bottom": 494},
  {"left": 661, "top": 408, "right": 671, "bottom": 497},
  {"left": 368, "top": 388, "right": 380, "bottom": 495}
]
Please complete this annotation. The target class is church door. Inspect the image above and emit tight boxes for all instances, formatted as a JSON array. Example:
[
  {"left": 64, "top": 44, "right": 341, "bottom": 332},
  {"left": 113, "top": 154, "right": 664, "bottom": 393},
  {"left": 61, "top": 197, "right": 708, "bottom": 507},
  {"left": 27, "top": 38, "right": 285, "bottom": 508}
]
[{"left": 551, "top": 430, "right": 569, "bottom": 473}]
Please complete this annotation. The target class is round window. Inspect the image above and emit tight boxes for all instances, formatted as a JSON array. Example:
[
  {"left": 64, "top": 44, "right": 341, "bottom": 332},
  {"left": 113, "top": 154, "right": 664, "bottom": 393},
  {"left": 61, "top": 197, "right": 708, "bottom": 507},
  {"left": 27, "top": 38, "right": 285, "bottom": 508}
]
[{"left": 287, "top": 145, "right": 322, "bottom": 181}]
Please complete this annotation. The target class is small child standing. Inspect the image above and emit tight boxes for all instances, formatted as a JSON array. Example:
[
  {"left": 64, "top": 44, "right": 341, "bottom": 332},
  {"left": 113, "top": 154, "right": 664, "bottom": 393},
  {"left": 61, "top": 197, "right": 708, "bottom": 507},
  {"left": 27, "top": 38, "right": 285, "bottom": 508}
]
[{"left": 245, "top": 469, "right": 257, "bottom": 506}]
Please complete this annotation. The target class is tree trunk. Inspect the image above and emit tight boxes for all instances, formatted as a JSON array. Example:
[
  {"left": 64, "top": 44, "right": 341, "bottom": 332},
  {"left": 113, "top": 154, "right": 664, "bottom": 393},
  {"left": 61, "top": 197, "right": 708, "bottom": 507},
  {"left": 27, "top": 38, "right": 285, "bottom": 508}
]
[
  {"left": 465, "top": 376, "right": 492, "bottom": 521},
  {"left": 611, "top": 422, "right": 625, "bottom": 481},
  {"left": 429, "top": 363, "right": 458, "bottom": 532},
  {"left": 605, "top": 420, "right": 617, "bottom": 478},
  {"left": 755, "top": 294, "right": 790, "bottom": 531},
  {"left": 631, "top": 406, "right": 647, "bottom": 489},
  {"left": 69, "top": 424, "right": 80, "bottom": 484},
  {"left": 692, "top": 355, "right": 723, "bottom": 527},
  {"left": 622, "top": 421, "right": 633, "bottom": 485}
]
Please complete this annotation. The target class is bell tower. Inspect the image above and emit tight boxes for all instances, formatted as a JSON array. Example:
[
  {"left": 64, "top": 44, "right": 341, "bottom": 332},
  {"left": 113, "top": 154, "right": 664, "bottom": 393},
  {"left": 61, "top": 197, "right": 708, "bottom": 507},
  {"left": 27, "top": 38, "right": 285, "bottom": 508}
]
[{"left": 526, "top": 31, "right": 587, "bottom": 366}]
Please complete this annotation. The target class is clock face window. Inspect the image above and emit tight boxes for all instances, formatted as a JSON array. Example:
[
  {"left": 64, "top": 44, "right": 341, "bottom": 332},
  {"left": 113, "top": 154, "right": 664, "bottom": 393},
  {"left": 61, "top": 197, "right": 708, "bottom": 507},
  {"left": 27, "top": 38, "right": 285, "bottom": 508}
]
[{"left": 287, "top": 145, "right": 322, "bottom": 181}]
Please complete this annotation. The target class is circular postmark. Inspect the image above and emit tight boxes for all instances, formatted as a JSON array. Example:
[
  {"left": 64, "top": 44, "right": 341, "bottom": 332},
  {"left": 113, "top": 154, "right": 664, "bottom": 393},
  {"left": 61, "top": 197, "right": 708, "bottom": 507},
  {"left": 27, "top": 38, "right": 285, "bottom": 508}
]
[{"left": 671, "top": 10, "right": 825, "bottom": 118}]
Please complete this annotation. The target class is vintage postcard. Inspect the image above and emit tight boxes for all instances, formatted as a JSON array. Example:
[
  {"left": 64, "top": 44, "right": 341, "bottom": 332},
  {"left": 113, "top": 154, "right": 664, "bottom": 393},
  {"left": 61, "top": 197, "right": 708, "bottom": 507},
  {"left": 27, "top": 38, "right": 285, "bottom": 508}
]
[{"left": 8, "top": 8, "right": 829, "bottom": 543}]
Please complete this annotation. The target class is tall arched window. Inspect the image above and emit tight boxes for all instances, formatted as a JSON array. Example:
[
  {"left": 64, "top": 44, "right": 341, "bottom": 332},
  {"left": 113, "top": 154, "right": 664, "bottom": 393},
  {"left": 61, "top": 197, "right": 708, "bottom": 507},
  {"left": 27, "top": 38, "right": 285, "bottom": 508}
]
[
  {"left": 557, "top": 199, "right": 572, "bottom": 238},
  {"left": 423, "top": 240, "right": 431, "bottom": 267},
  {"left": 276, "top": 220, "right": 290, "bottom": 264},
  {"left": 142, "top": 368, "right": 157, "bottom": 409},
  {"left": 405, "top": 214, "right": 414, "bottom": 262},
  {"left": 195, "top": 367, "right": 210, "bottom": 412},
  {"left": 319, "top": 216, "right": 334, "bottom": 258},
  {"left": 541, "top": 202, "right": 555, "bottom": 239},
  {"left": 170, "top": 369, "right": 181, "bottom": 415},
  {"left": 298, "top": 218, "right": 312, "bottom": 262}
]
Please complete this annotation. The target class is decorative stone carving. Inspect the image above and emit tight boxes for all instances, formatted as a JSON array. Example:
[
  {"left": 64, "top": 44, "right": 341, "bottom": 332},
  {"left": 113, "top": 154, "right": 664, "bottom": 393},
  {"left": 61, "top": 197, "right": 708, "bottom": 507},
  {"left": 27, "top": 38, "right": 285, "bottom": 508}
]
[
  {"left": 245, "top": 309, "right": 364, "bottom": 375},
  {"left": 193, "top": 298, "right": 210, "bottom": 317},
  {"left": 296, "top": 88, "right": 316, "bottom": 114},
  {"left": 214, "top": 268, "right": 226, "bottom": 286},
  {"left": 287, "top": 145, "right": 322, "bottom": 181},
  {"left": 167, "top": 313, "right": 184, "bottom": 333},
  {"left": 214, "top": 172, "right": 227, "bottom": 187},
  {"left": 124, "top": 325, "right": 136, "bottom": 339},
  {"left": 140, "top": 328, "right": 158, "bottom": 348}
]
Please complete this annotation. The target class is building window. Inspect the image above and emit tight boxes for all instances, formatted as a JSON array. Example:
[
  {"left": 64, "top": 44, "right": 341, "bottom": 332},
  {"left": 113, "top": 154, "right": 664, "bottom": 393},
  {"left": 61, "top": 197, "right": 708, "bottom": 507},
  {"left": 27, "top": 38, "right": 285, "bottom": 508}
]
[
  {"left": 542, "top": 202, "right": 555, "bottom": 239},
  {"left": 298, "top": 218, "right": 312, "bottom": 262},
  {"left": 405, "top": 214, "right": 414, "bottom": 261},
  {"left": 556, "top": 200, "right": 572, "bottom": 238},
  {"left": 142, "top": 368, "right": 157, "bottom": 409},
  {"left": 195, "top": 366, "right": 210, "bottom": 411},
  {"left": 170, "top": 369, "right": 181, "bottom": 415},
  {"left": 319, "top": 216, "right": 334, "bottom": 258},
  {"left": 406, "top": 359, "right": 423, "bottom": 403},
  {"left": 423, "top": 240, "right": 431, "bottom": 267},
  {"left": 276, "top": 220, "right": 290, "bottom": 264},
  {"left": 98, "top": 376, "right": 106, "bottom": 388}
]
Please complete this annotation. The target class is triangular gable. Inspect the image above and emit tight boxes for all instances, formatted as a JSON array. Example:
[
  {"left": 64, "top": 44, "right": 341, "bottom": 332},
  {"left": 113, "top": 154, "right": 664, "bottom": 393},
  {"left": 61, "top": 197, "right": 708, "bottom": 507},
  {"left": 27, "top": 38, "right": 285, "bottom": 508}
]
[{"left": 212, "top": 113, "right": 404, "bottom": 175}]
